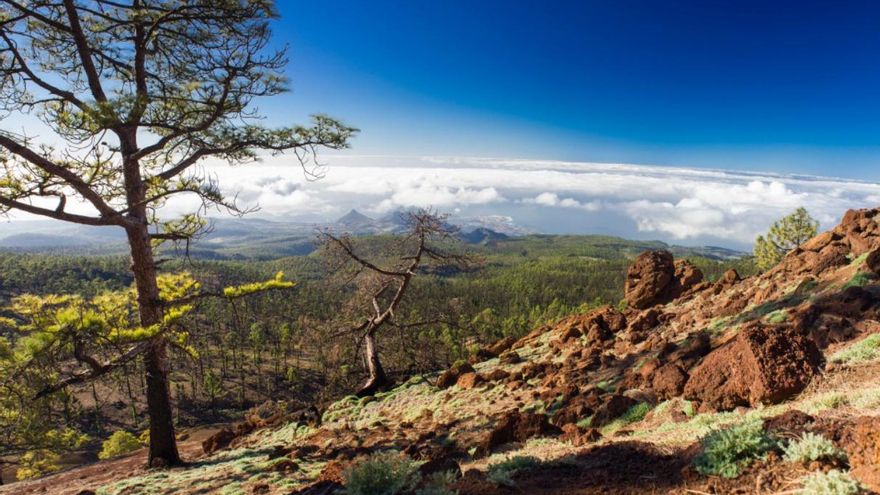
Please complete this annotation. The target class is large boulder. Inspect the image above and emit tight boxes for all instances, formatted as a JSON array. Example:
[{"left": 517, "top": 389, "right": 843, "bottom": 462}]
[
  {"left": 625, "top": 250, "right": 676, "bottom": 309},
  {"left": 833, "top": 208, "right": 880, "bottom": 256},
  {"left": 624, "top": 251, "right": 703, "bottom": 309},
  {"left": 683, "top": 323, "right": 822, "bottom": 411}
]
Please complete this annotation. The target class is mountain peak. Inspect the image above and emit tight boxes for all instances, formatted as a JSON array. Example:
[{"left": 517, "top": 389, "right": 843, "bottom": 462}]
[{"left": 335, "top": 209, "right": 374, "bottom": 226}]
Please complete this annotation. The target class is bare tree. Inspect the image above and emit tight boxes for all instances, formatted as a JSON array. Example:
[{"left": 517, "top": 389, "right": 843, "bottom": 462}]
[
  {"left": 320, "top": 210, "right": 470, "bottom": 396},
  {"left": 0, "top": 1, "right": 355, "bottom": 466}
]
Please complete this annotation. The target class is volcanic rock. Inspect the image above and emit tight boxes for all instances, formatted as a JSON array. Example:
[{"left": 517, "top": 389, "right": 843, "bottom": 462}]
[
  {"left": 683, "top": 323, "right": 822, "bottom": 410},
  {"left": 625, "top": 250, "right": 676, "bottom": 309}
]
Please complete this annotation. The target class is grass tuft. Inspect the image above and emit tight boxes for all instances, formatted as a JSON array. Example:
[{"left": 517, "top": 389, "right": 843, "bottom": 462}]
[
  {"left": 830, "top": 333, "right": 880, "bottom": 365},
  {"left": 600, "top": 402, "right": 652, "bottom": 435}
]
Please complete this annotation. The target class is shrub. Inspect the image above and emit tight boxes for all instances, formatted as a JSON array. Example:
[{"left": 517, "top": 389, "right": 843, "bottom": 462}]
[
  {"left": 343, "top": 451, "right": 422, "bottom": 495},
  {"left": 693, "top": 418, "right": 776, "bottom": 478},
  {"left": 800, "top": 469, "right": 861, "bottom": 495},
  {"left": 600, "top": 402, "right": 653, "bottom": 434},
  {"left": 843, "top": 272, "right": 873, "bottom": 289},
  {"left": 766, "top": 309, "right": 788, "bottom": 324},
  {"left": 415, "top": 470, "right": 459, "bottom": 495},
  {"left": 486, "top": 456, "right": 540, "bottom": 487},
  {"left": 15, "top": 450, "right": 61, "bottom": 480},
  {"left": 817, "top": 393, "right": 850, "bottom": 411},
  {"left": 783, "top": 433, "right": 847, "bottom": 464},
  {"left": 99, "top": 430, "right": 144, "bottom": 460}
]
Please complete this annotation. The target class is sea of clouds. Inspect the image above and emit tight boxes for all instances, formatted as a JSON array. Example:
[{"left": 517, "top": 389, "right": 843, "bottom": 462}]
[
  {"left": 12, "top": 154, "right": 876, "bottom": 250},
  {"left": 198, "top": 154, "right": 880, "bottom": 249}
]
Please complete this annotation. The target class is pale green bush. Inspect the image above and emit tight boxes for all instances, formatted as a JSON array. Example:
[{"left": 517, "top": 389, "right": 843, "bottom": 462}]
[
  {"left": 343, "top": 451, "right": 422, "bottom": 495},
  {"left": 783, "top": 433, "right": 846, "bottom": 464},
  {"left": 693, "top": 418, "right": 776, "bottom": 478},
  {"left": 800, "top": 469, "right": 861, "bottom": 495}
]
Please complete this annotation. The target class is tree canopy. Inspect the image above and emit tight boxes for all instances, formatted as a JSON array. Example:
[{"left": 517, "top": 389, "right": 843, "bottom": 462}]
[
  {"left": 754, "top": 207, "right": 819, "bottom": 271},
  {"left": 0, "top": 0, "right": 354, "bottom": 467}
]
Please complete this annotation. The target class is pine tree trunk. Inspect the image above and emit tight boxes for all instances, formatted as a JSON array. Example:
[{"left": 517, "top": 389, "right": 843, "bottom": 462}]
[
  {"left": 126, "top": 223, "right": 181, "bottom": 467},
  {"left": 357, "top": 330, "right": 389, "bottom": 397}
]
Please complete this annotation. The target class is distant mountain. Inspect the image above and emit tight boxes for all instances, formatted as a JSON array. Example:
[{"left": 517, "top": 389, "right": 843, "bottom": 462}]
[
  {"left": 457, "top": 215, "right": 532, "bottom": 236},
  {"left": 0, "top": 215, "right": 747, "bottom": 260},
  {"left": 335, "top": 209, "right": 378, "bottom": 231},
  {"left": 669, "top": 245, "right": 746, "bottom": 261},
  {"left": 0, "top": 233, "right": 95, "bottom": 248},
  {"left": 459, "top": 227, "right": 509, "bottom": 245},
  {"left": 378, "top": 210, "right": 412, "bottom": 232}
]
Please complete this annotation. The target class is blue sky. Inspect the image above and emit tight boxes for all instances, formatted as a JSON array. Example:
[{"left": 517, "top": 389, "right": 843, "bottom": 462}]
[
  {"left": 6, "top": 1, "right": 880, "bottom": 249},
  {"left": 263, "top": 0, "right": 880, "bottom": 180}
]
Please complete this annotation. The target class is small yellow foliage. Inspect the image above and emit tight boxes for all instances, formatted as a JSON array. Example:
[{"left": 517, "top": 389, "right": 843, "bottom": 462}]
[
  {"left": 223, "top": 271, "right": 294, "bottom": 298},
  {"left": 98, "top": 430, "right": 143, "bottom": 460},
  {"left": 16, "top": 450, "right": 61, "bottom": 480}
]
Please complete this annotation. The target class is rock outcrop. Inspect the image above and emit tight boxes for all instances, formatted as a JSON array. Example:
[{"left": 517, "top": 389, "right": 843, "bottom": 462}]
[
  {"left": 624, "top": 250, "right": 703, "bottom": 309},
  {"left": 625, "top": 250, "right": 676, "bottom": 309},
  {"left": 683, "top": 323, "right": 822, "bottom": 410}
]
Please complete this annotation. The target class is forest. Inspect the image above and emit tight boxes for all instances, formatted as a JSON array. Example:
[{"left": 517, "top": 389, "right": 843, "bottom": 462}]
[{"left": 0, "top": 229, "right": 754, "bottom": 480}]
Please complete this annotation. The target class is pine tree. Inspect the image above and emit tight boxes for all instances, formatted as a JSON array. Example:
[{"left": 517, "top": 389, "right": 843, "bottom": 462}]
[
  {"left": 0, "top": 1, "right": 354, "bottom": 466},
  {"left": 754, "top": 207, "right": 819, "bottom": 271}
]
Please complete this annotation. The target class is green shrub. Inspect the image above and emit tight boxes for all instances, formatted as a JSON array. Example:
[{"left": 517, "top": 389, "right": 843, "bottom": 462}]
[
  {"left": 831, "top": 333, "right": 880, "bottom": 364},
  {"left": 693, "top": 418, "right": 776, "bottom": 478},
  {"left": 98, "top": 430, "right": 143, "bottom": 460},
  {"left": 800, "top": 469, "right": 861, "bottom": 495},
  {"left": 843, "top": 272, "right": 873, "bottom": 289},
  {"left": 600, "top": 402, "right": 652, "bottom": 434},
  {"left": 765, "top": 309, "right": 788, "bottom": 324},
  {"left": 486, "top": 456, "right": 540, "bottom": 487},
  {"left": 595, "top": 380, "right": 617, "bottom": 393},
  {"left": 343, "top": 451, "right": 422, "bottom": 495},
  {"left": 415, "top": 470, "right": 459, "bottom": 495},
  {"left": 783, "top": 433, "right": 846, "bottom": 464}
]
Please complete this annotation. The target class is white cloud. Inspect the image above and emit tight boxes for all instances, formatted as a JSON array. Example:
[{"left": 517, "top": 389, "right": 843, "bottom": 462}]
[
  {"left": 184, "top": 155, "right": 880, "bottom": 244},
  {"left": 5, "top": 154, "right": 838, "bottom": 246},
  {"left": 374, "top": 184, "right": 503, "bottom": 213},
  {"left": 522, "top": 192, "right": 601, "bottom": 211}
]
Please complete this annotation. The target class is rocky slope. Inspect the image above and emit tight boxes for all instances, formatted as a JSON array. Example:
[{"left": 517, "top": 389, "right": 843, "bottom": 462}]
[{"left": 7, "top": 207, "right": 880, "bottom": 495}]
